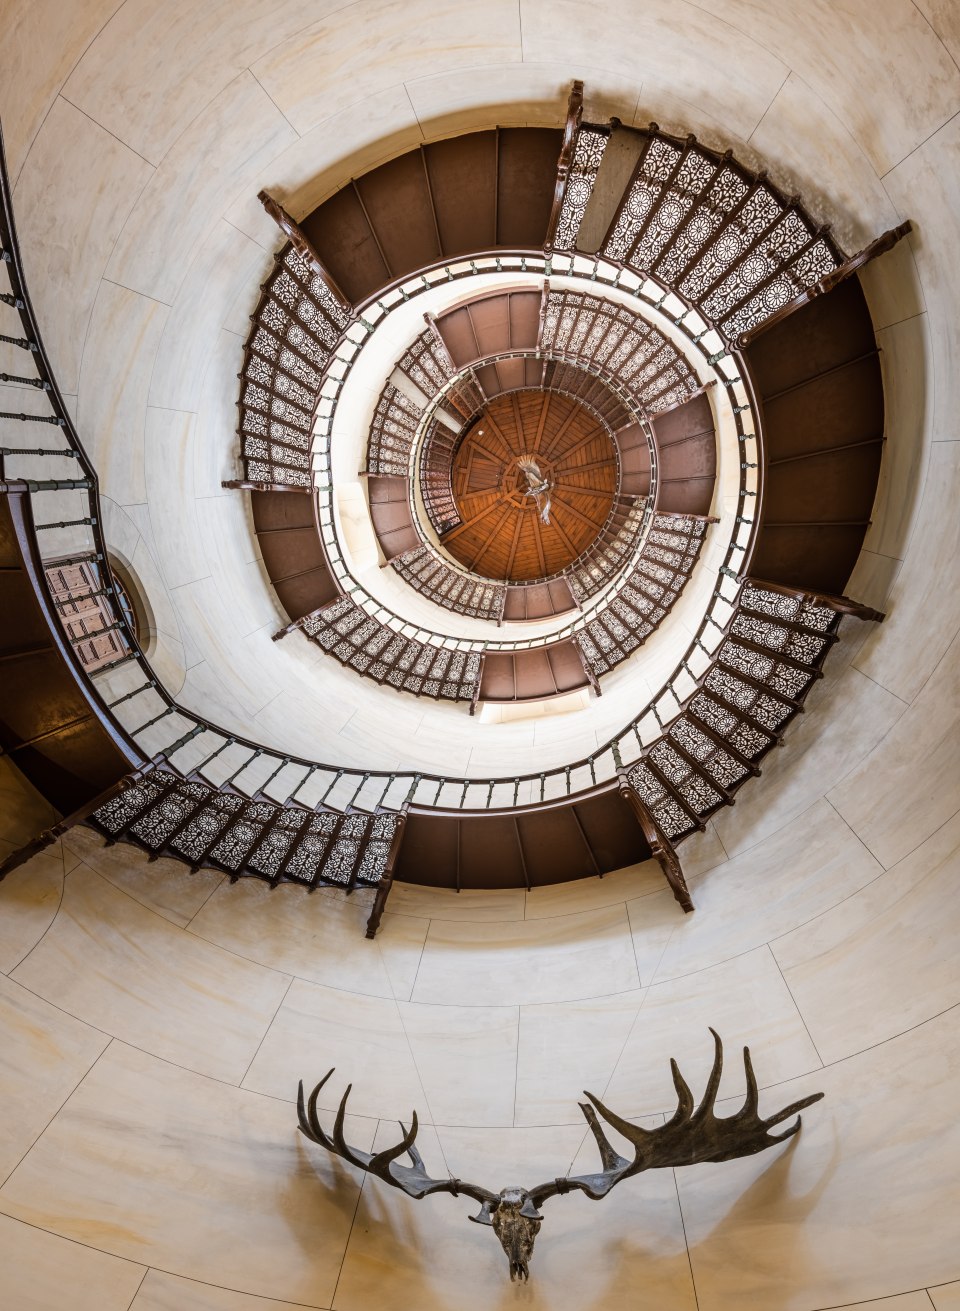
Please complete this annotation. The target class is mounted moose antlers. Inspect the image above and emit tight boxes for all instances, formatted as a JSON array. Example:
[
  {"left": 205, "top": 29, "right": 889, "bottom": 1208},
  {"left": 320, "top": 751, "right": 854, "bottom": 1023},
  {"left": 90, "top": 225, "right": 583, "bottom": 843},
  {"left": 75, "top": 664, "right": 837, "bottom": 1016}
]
[{"left": 297, "top": 1029, "right": 824, "bottom": 1281}]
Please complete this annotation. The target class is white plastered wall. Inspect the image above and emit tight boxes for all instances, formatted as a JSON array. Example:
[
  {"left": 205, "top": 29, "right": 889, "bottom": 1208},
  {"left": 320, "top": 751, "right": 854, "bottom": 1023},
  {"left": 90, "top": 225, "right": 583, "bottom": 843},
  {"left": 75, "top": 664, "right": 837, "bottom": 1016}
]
[{"left": 0, "top": 2, "right": 958, "bottom": 1308}]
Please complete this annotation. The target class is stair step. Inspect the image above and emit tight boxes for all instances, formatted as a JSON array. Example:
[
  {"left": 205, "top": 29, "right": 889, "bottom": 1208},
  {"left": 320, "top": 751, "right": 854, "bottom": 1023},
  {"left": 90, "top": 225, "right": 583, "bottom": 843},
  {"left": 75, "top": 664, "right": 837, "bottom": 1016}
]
[{"left": 576, "top": 125, "right": 648, "bottom": 254}]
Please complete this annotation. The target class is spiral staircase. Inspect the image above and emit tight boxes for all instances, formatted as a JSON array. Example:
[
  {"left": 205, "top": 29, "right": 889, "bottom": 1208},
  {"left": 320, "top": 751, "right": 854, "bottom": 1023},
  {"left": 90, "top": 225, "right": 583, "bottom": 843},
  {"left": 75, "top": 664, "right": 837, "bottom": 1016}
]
[{"left": 0, "top": 83, "right": 905, "bottom": 935}]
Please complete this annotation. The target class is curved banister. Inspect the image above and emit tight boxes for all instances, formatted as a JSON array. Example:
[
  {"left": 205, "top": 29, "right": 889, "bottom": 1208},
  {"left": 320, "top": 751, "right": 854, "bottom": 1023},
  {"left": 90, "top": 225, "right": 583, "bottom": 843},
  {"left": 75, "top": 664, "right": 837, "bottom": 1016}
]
[{"left": 1, "top": 98, "right": 890, "bottom": 854}]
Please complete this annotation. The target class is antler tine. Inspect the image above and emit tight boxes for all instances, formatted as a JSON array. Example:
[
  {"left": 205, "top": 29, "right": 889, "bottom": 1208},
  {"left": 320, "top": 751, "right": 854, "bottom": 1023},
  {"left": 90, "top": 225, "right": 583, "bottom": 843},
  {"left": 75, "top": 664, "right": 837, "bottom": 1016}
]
[
  {"left": 690, "top": 1027, "right": 724, "bottom": 1124},
  {"left": 664, "top": 1057, "right": 695, "bottom": 1128},
  {"left": 331, "top": 1082, "right": 368, "bottom": 1168},
  {"left": 297, "top": 1070, "right": 337, "bottom": 1147},
  {"left": 582, "top": 1090, "right": 654, "bottom": 1152},
  {"left": 578, "top": 1100, "right": 630, "bottom": 1174},
  {"left": 368, "top": 1112, "right": 422, "bottom": 1176},
  {"left": 740, "top": 1045, "right": 760, "bottom": 1118},
  {"left": 763, "top": 1089, "right": 825, "bottom": 1132},
  {"left": 397, "top": 1119, "right": 427, "bottom": 1170}
]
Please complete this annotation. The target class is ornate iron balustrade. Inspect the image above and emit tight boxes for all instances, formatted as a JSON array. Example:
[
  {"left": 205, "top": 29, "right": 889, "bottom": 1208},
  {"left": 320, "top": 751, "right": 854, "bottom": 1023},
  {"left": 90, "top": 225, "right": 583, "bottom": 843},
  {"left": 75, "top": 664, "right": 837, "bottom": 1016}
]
[
  {"left": 574, "top": 513, "right": 712, "bottom": 676},
  {"left": 3, "top": 103, "right": 887, "bottom": 856},
  {"left": 300, "top": 595, "right": 481, "bottom": 702},
  {"left": 540, "top": 287, "right": 700, "bottom": 412},
  {"left": 0, "top": 112, "right": 760, "bottom": 824}
]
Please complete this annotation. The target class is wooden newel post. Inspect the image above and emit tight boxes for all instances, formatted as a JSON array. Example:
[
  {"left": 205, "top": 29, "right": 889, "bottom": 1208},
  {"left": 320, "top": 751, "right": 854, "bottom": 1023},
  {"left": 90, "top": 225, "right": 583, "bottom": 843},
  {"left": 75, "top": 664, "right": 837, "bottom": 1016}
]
[
  {"left": 737, "top": 220, "right": 913, "bottom": 350},
  {"left": 614, "top": 747, "right": 694, "bottom": 912},
  {"left": 0, "top": 764, "right": 155, "bottom": 882},
  {"left": 365, "top": 784, "right": 417, "bottom": 939},
  {"left": 742, "top": 575, "right": 886, "bottom": 624},
  {"left": 257, "top": 190, "right": 352, "bottom": 314},
  {"left": 544, "top": 81, "right": 585, "bottom": 252},
  {"left": 221, "top": 479, "right": 312, "bottom": 494}
]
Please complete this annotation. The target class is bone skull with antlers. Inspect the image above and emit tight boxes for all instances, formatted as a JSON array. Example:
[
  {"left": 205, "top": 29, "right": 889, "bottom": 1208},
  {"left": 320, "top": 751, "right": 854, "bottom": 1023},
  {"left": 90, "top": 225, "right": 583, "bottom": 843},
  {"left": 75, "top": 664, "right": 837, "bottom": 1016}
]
[{"left": 297, "top": 1029, "right": 824, "bottom": 1282}]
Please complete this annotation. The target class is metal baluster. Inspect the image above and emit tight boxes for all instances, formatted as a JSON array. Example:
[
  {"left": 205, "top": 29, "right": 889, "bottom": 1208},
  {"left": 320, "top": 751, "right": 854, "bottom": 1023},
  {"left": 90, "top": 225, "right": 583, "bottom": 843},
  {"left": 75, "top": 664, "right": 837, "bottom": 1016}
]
[
  {"left": 132, "top": 705, "right": 176, "bottom": 734},
  {"left": 223, "top": 747, "right": 261, "bottom": 789},
  {"left": 286, "top": 764, "right": 318, "bottom": 805},
  {"left": 163, "top": 724, "right": 206, "bottom": 758},
  {"left": 320, "top": 769, "right": 343, "bottom": 806},
  {"left": 107, "top": 681, "right": 156, "bottom": 708},
  {"left": 348, "top": 772, "right": 370, "bottom": 809},
  {"left": 255, "top": 756, "right": 289, "bottom": 800},
  {"left": 191, "top": 737, "right": 235, "bottom": 775}
]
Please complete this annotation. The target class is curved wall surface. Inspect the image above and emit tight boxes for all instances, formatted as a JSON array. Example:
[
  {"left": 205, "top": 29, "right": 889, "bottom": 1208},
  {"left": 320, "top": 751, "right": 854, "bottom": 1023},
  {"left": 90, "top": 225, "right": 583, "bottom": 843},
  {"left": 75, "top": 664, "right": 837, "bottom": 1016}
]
[{"left": 1, "top": 2, "right": 959, "bottom": 1308}]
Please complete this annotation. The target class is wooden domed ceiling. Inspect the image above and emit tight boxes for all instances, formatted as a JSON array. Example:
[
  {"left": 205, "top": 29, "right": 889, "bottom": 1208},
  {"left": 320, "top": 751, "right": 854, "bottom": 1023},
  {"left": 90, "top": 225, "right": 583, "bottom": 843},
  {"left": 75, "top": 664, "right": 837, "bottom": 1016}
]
[{"left": 442, "top": 391, "right": 618, "bottom": 581}]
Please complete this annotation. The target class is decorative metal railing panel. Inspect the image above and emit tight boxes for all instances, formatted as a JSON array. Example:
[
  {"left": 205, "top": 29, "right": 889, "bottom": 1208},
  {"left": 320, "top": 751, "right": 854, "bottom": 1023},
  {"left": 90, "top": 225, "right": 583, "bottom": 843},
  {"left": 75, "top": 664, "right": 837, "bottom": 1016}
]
[
  {"left": 552, "top": 125, "right": 609, "bottom": 251},
  {"left": 540, "top": 288, "right": 700, "bottom": 413},
  {"left": 367, "top": 383, "right": 423, "bottom": 476},
  {"left": 574, "top": 514, "right": 709, "bottom": 674},
  {"left": 87, "top": 765, "right": 398, "bottom": 890},
  {"left": 238, "top": 246, "right": 350, "bottom": 486},
  {"left": 625, "top": 581, "right": 838, "bottom": 840},
  {"left": 542, "top": 122, "right": 848, "bottom": 346},
  {"left": 301, "top": 595, "right": 482, "bottom": 702},
  {"left": 418, "top": 417, "right": 460, "bottom": 534},
  {"left": 391, "top": 547, "right": 506, "bottom": 620},
  {"left": 567, "top": 497, "right": 648, "bottom": 602}
]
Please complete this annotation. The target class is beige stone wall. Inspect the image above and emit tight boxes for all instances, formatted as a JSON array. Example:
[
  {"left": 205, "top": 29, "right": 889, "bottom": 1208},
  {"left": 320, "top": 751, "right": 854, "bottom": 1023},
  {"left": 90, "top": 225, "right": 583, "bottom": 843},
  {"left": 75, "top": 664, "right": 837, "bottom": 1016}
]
[{"left": 1, "top": 2, "right": 959, "bottom": 1306}]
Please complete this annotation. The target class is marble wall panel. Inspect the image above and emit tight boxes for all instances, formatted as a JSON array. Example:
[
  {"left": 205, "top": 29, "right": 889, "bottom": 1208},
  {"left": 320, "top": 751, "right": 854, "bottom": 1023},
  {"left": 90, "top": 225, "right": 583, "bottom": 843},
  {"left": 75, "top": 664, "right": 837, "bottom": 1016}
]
[
  {"left": 397, "top": 1001, "right": 518, "bottom": 1126},
  {"left": 0, "top": 1210, "right": 146, "bottom": 1311},
  {"left": 524, "top": 860, "right": 666, "bottom": 919},
  {"left": 712, "top": 664, "right": 905, "bottom": 860},
  {"left": 142, "top": 407, "right": 207, "bottom": 591},
  {"left": 853, "top": 404, "right": 960, "bottom": 707},
  {"left": 194, "top": 331, "right": 253, "bottom": 498},
  {"left": 0, "top": 1041, "right": 374, "bottom": 1304},
  {"left": 824, "top": 1296, "right": 942, "bottom": 1311},
  {"left": 0, "top": 851, "right": 64, "bottom": 976},
  {"left": 251, "top": 0, "right": 522, "bottom": 137},
  {"left": 748, "top": 71, "right": 902, "bottom": 250},
  {"left": 862, "top": 313, "right": 931, "bottom": 564},
  {"left": 242, "top": 978, "right": 427, "bottom": 1118},
  {"left": 0, "top": 971, "right": 108, "bottom": 1184},
  {"left": 0, "top": 0, "right": 124, "bottom": 183},
  {"left": 11, "top": 866, "right": 290, "bottom": 1083},
  {"left": 515, "top": 989, "right": 644, "bottom": 1126},
  {"left": 13, "top": 97, "right": 154, "bottom": 396},
  {"left": 406, "top": 60, "right": 637, "bottom": 140},
  {"left": 773, "top": 808, "right": 960, "bottom": 1063},
  {"left": 132, "top": 1268, "right": 330, "bottom": 1311},
  {"left": 63, "top": 824, "right": 224, "bottom": 928},
  {"left": 931, "top": 1282, "right": 960, "bottom": 1310},
  {"left": 148, "top": 219, "right": 266, "bottom": 414},
  {"left": 387, "top": 883, "right": 526, "bottom": 923},
  {"left": 833, "top": 630, "right": 960, "bottom": 868},
  {"left": 412, "top": 904, "right": 640, "bottom": 1006},
  {"left": 648, "top": 800, "right": 883, "bottom": 982},
  {"left": 915, "top": 0, "right": 960, "bottom": 67},
  {"left": 604, "top": 947, "right": 821, "bottom": 1119},
  {"left": 106, "top": 72, "right": 296, "bottom": 305},
  {"left": 61, "top": 0, "right": 327, "bottom": 166},
  {"left": 677, "top": 1007, "right": 960, "bottom": 1308},
  {"left": 189, "top": 877, "right": 428, "bottom": 1002},
  {"left": 521, "top": 0, "right": 788, "bottom": 143},
  {"left": 857, "top": 235, "right": 926, "bottom": 334},
  {"left": 77, "top": 280, "right": 169, "bottom": 507},
  {"left": 694, "top": 0, "right": 960, "bottom": 173}
]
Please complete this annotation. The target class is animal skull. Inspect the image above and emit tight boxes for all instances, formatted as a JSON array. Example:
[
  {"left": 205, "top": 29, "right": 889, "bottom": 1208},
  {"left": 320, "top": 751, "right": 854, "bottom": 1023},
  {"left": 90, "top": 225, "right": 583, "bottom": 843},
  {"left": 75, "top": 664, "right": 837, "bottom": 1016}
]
[{"left": 485, "top": 1188, "right": 543, "bottom": 1281}]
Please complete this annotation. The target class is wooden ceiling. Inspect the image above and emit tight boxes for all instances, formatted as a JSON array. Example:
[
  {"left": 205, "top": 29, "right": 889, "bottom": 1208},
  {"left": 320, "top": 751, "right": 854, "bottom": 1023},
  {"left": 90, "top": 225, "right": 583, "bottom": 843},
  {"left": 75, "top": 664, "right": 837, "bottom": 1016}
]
[{"left": 443, "top": 390, "right": 617, "bottom": 581}]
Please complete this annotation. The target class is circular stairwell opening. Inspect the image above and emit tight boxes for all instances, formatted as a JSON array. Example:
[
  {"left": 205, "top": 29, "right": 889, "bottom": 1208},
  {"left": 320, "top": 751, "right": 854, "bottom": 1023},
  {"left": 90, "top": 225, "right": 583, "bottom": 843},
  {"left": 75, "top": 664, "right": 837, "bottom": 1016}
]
[{"left": 444, "top": 390, "right": 618, "bottom": 581}]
